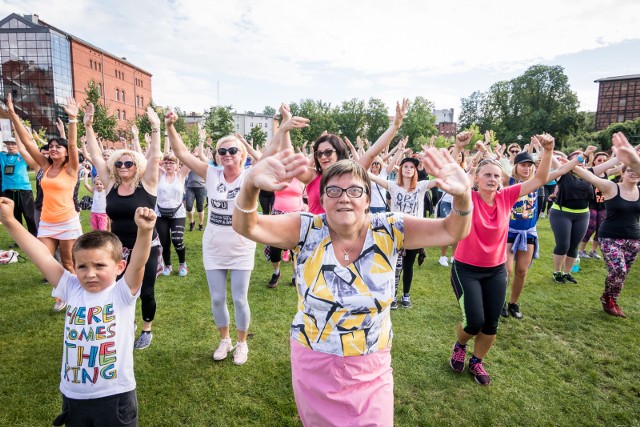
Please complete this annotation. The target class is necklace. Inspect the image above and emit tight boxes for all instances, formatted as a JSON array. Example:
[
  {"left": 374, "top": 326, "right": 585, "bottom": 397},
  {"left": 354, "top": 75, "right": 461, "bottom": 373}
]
[{"left": 330, "top": 222, "right": 366, "bottom": 262}]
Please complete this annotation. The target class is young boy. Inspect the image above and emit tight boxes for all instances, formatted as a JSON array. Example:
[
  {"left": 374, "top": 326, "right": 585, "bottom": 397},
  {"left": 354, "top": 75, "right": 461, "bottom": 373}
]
[{"left": 0, "top": 197, "right": 156, "bottom": 427}]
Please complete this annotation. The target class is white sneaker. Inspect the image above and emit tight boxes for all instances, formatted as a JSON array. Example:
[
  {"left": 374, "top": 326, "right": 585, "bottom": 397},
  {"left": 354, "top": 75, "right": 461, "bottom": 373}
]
[
  {"left": 450, "top": 256, "right": 454, "bottom": 264},
  {"left": 213, "top": 337, "right": 233, "bottom": 361},
  {"left": 162, "top": 265, "right": 172, "bottom": 276},
  {"left": 233, "top": 341, "right": 249, "bottom": 365},
  {"left": 438, "top": 256, "right": 449, "bottom": 267}
]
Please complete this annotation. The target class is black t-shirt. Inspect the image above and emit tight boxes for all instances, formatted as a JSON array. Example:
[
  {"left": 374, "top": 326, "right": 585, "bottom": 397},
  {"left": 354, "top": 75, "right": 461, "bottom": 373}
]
[{"left": 556, "top": 172, "right": 593, "bottom": 211}]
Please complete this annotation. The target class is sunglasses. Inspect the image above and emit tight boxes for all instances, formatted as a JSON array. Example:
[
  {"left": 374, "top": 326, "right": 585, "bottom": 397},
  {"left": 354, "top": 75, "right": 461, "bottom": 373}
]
[
  {"left": 218, "top": 147, "right": 239, "bottom": 156},
  {"left": 114, "top": 161, "right": 136, "bottom": 169},
  {"left": 315, "top": 149, "right": 336, "bottom": 158},
  {"left": 324, "top": 185, "right": 367, "bottom": 198},
  {"left": 509, "top": 150, "right": 520, "bottom": 154},
  {"left": 371, "top": 162, "right": 381, "bottom": 166}
]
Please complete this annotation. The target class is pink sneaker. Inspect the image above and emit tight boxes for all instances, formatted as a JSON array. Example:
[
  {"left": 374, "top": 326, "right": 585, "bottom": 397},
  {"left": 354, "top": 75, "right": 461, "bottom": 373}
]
[{"left": 282, "top": 250, "right": 290, "bottom": 262}]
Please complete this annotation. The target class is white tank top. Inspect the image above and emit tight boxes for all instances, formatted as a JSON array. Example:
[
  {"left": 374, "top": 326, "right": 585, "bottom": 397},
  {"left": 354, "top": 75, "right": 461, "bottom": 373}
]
[{"left": 155, "top": 173, "right": 186, "bottom": 218}]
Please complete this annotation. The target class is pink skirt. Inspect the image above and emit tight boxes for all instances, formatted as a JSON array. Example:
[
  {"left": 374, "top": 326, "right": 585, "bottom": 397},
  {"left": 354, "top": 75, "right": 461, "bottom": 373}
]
[{"left": 290, "top": 339, "right": 394, "bottom": 427}]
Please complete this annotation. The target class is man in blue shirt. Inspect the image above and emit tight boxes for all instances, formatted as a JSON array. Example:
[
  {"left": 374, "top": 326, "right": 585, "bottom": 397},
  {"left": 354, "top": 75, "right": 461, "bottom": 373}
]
[{"left": 0, "top": 138, "right": 37, "bottom": 236}]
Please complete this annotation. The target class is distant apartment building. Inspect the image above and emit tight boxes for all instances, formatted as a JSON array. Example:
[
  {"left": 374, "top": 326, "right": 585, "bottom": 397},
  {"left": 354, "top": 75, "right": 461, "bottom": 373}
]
[
  {"left": 0, "top": 13, "right": 152, "bottom": 138},
  {"left": 433, "top": 108, "right": 456, "bottom": 138},
  {"left": 594, "top": 74, "right": 640, "bottom": 130},
  {"left": 233, "top": 112, "right": 276, "bottom": 141}
]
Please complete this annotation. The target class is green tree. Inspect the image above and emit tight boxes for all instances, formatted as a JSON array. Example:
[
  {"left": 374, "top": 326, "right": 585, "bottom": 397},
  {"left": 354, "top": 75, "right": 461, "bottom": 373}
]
[
  {"left": 204, "top": 105, "right": 235, "bottom": 142},
  {"left": 180, "top": 125, "right": 200, "bottom": 149},
  {"left": 399, "top": 96, "right": 437, "bottom": 149},
  {"left": 246, "top": 125, "right": 267, "bottom": 147},
  {"left": 365, "top": 98, "right": 390, "bottom": 142},
  {"left": 77, "top": 80, "right": 117, "bottom": 141},
  {"left": 335, "top": 98, "right": 367, "bottom": 142},
  {"left": 262, "top": 106, "right": 276, "bottom": 117},
  {"left": 459, "top": 91, "right": 485, "bottom": 130},
  {"left": 288, "top": 99, "right": 338, "bottom": 147}
]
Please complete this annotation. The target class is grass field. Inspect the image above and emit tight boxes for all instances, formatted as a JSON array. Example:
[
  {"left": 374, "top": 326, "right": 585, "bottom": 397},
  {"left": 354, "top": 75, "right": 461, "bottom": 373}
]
[{"left": 1, "top": 187, "right": 639, "bottom": 426}]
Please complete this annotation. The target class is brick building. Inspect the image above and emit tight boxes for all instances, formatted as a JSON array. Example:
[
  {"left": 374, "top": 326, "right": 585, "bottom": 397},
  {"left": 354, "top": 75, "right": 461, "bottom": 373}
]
[
  {"left": 433, "top": 108, "right": 456, "bottom": 138},
  {"left": 594, "top": 74, "right": 640, "bottom": 130},
  {"left": 0, "top": 13, "right": 152, "bottom": 138}
]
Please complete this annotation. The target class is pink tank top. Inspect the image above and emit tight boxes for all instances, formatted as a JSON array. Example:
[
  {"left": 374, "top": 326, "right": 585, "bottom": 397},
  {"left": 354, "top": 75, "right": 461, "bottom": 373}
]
[{"left": 307, "top": 173, "right": 324, "bottom": 214}]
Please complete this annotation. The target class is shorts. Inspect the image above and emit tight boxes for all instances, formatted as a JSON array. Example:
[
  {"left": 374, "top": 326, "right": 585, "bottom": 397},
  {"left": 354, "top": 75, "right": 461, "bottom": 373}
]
[{"left": 38, "top": 215, "right": 83, "bottom": 240}]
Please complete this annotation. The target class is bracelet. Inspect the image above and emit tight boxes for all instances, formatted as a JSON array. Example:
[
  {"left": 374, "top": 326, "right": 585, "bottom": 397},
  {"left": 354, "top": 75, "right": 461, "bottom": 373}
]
[
  {"left": 68, "top": 119, "right": 78, "bottom": 124},
  {"left": 151, "top": 128, "right": 160, "bottom": 134},
  {"left": 234, "top": 200, "right": 258, "bottom": 214},
  {"left": 452, "top": 203, "right": 473, "bottom": 216}
]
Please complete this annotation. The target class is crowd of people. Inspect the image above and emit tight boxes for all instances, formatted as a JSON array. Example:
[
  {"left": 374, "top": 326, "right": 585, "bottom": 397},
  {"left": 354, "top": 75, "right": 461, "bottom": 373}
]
[{"left": 2, "top": 93, "right": 640, "bottom": 425}]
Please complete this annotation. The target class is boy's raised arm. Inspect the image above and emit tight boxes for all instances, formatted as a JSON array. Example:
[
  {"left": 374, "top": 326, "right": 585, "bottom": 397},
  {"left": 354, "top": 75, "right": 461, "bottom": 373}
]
[
  {"left": 0, "top": 198, "right": 64, "bottom": 286},
  {"left": 124, "top": 207, "right": 157, "bottom": 295}
]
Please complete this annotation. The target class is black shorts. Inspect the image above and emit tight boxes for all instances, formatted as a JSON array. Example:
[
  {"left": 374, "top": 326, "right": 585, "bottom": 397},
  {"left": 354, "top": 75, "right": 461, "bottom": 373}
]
[
  {"left": 507, "top": 236, "right": 536, "bottom": 245},
  {"left": 53, "top": 389, "right": 137, "bottom": 427}
]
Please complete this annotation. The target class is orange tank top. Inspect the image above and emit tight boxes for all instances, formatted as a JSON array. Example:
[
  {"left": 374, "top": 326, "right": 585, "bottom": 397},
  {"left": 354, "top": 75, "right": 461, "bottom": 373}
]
[{"left": 40, "top": 166, "right": 77, "bottom": 223}]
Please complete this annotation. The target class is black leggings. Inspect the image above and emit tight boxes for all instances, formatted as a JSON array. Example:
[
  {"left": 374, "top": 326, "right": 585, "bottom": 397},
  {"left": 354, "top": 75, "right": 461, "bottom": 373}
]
[
  {"left": 259, "top": 191, "right": 274, "bottom": 215},
  {"left": 451, "top": 261, "right": 507, "bottom": 336},
  {"left": 156, "top": 216, "right": 186, "bottom": 265},
  {"left": 394, "top": 248, "right": 419, "bottom": 296},
  {"left": 118, "top": 245, "right": 159, "bottom": 323},
  {"left": 549, "top": 209, "right": 589, "bottom": 258},
  {"left": 538, "top": 184, "right": 556, "bottom": 216}
]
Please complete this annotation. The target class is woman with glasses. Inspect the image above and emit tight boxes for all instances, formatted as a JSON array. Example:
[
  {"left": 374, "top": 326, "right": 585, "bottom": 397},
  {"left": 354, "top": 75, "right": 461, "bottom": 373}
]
[
  {"left": 84, "top": 103, "right": 162, "bottom": 350},
  {"left": 156, "top": 153, "right": 189, "bottom": 277},
  {"left": 6, "top": 95, "right": 81, "bottom": 312},
  {"left": 296, "top": 100, "right": 408, "bottom": 214},
  {"left": 449, "top": 134, "right": 554, "bottom": 386},
  {"left": 232, "top": 150, "right": 472, "bottom": 426},
  {"left": 165, "top": 111, "right": 256, "bottom": 365}
]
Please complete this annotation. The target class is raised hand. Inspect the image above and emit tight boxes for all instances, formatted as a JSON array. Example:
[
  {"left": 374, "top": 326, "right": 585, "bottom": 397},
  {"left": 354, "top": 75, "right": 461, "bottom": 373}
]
[
  {"left": 248, "top": 149, "right": 309, "bottom": 192},
  {"left": 144, "top": 133, "right": 151, "bottom": 144},
  {"left": 611, "top": 131, "right": 640, "bottom": 169},
  {"left": 131, "top": 124, "right": 139, "bottom": 139},
  {"left": 280, "top": 103, "right": 292, "bottom": 122},
  {"left": 56, "top": 118, "right": 66, "bottom": 135},
  {"left": 199, "top": 128, "right": 206, "bottom": 141},
  {"left": 0, "top": 197, "right": 16, "bottom": 224},
  {"left": 535, "top": 133, "right": 555, "bottom": 151},
  {"left": 280, "top": 115, "right": 310, "bottom": 132},
  {"left": 147, "top": 106, "right": 161, "bottom": 128},
  {"left": 585, "top": 145, "right": 597, "bottom": 156},
  {"left": 421, "top": 148, "right": 470, "bottom": 197},
  {"left": 164, "top": 110, "right": 178, "bottom": 126},
  {"left": 84, "top": 103, "right": 95, "bottom": 127},
  {"left": 474, "top": 141, "right": 487, "bottom": 152},
  {"left": 393, "top": 99, "right": 409, "bottom": 128},
  {"left": 63, "top": 97, "right": 79, "bottom": 118},
  {"left": 455, "top": 131, "right": 473, "bottom": 148},
  {"left": 134, "top": 207, "right": 157, "bottom": 231}
]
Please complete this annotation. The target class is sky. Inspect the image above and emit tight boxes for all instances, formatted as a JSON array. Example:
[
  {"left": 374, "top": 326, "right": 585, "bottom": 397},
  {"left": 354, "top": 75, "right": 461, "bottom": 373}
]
[{"left": 3, "top": 0, "right": 640, "bottom": 119}]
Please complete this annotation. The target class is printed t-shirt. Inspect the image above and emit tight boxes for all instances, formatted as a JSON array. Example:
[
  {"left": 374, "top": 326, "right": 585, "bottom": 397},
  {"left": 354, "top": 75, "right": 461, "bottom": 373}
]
[
  {"left": 291, "top": 212, "right": 404, "bottom": 356},
  {"left": 455, "top": 184, "right": 521, "bottom": 267},
  {"left": 387, "top": 180, "right": 432, "bottom": 217},
  {"left": 203, "top": 166, "right": 256, "bottom": 270},
  {"left": 52, "top": 270, "right": 139, "bottom": 399}
]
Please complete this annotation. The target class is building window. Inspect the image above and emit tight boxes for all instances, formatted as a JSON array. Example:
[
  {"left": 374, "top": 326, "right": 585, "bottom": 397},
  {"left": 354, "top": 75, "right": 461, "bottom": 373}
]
[
  {"left": 117, "top": 109, "right": 121, "bottom": 120},
  {"left": 136, "top": 95, "right": 139, "bottom": 107},
  {"left": 98, "top": 83, "right": 102, "bottom": 96},
  {"left": 116, "top": 89, "right": 120, "bottom": 101},
  {"left": 89, "top": 59, "right": 93, "bottom": 69},
  {"left": 98, "top": 62, "right": 101, "bottom": 72},
  {"left": 122, "top": 90, "right": 125, "bottom": 103},
  {"left": 619, "top": 98, "right": 627, "bottom": 107},
  {"left": 618, "top": 114, "right": 625, "bottom": 123},
  {"left": 141, "top": 96, "right": 144, "bottom": 106},
  {"left": 122, "top": 110, "right": 126, "bottom": 121}
]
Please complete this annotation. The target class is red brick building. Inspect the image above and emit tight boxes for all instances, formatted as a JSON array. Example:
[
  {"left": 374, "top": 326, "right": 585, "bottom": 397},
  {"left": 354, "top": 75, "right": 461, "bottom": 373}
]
[
  {"left": 594, "top": 74, "right": 640, "bottom": 130},
  {"left": 0, "top": 13, "right": 152, "bottom": 137}
]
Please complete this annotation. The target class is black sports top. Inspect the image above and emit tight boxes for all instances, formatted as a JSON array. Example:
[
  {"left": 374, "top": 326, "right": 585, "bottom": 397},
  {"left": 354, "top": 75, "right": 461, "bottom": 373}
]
[
  {"left": 106, "top": 183, "right": 157, "bottom": 248},
  {"left": 598, "top": 185, "right": 640, "bottom": 240}
]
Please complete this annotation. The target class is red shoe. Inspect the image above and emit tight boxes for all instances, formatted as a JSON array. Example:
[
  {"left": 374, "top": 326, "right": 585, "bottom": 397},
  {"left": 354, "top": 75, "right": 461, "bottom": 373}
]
[
  {"left": 602, "top": 295, "right": 620, "bottom": 317},
  {"left": 613, "top": 301, "right": 627, "bottom": 318}
]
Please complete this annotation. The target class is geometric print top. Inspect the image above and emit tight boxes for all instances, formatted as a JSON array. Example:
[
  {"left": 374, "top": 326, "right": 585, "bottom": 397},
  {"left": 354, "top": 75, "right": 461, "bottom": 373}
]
[{"left": 291, "top": 212, "right": 405, "bottom": 356}]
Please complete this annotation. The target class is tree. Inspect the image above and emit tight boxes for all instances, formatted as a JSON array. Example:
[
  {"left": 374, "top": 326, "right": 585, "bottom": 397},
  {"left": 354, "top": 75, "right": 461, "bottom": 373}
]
[
  {"left": 77, "top": 80, "right": 117, "bottom": 141},
  {"left": 204, "top": 105, "right": 235, "bottom": 142},
  {"left": 246, "top": 125, "right": 267, "bottom": 147},
  {"left": 365, "top": 98, "right": 390, "bottom": 143},
  {"left": 399, "top": 96, "right": 437, "bottom": 149},
  {"left": 459, "top": 91, "right": 485, "bottom": 130},
  {"left": 335, "top": 98, "right": 367, "bottom": 142},
  {"left": 262, "top": 106, "right": 276, "bottom": 117},
  {"left": 288, "top": 99, "right": 338, "bottom": 147}
]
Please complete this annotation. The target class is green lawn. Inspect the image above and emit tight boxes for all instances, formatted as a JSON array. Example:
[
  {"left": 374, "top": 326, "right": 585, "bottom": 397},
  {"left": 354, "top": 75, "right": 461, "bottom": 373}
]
[{"left": 0, "top": 196, "right": 639, "bottom": 426}]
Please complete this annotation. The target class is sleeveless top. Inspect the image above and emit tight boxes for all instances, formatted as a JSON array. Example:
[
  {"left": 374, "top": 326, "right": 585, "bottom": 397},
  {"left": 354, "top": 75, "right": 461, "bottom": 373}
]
[
  {"left": 40, "top": 166, "right": 78, "bottom": 223},
  {"left": 598, "top": 185, "right": 640, "bottom": 240},
  {"left": 553, "top": 172, "right": 592, "bottom": 212},
  {"left": 106, "top": 183, "right": 157, "bottom": 248},
  {"left": 307, "top": 173, "right": 324, "bottom": 214},
  {"left": 155, "top": 173, "right": 186, "bottom": 218}
]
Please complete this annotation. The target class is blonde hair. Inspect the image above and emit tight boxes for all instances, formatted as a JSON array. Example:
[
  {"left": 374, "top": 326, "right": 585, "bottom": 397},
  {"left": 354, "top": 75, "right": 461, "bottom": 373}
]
[
  {"left": 107, "top": 149, "right": 147, "bottom": 189},
  {"left": 512, "top": 161, "right": 535, "bottom": 182},
  {"left": 215, "top": 135, "right": 247, "bottom": 167}
]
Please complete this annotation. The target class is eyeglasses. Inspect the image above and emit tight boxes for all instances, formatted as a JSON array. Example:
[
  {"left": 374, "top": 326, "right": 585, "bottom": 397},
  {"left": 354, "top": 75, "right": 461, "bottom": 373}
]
[
  {"left": 509, "top": 150, "right": 520, "bottom": 154},
  {"left": 218, "top": 147, "right": 239, "bottom": 156},
  {"left": 164, "top": 160, "right": 176, "bottom": 164},
  {"left": 114, "top": 161, "right": 136, "bottom": 169},
  {"left": 315, "top": 149, "right": 336, "bottom": 158},
  {"left": 324, "top": 185, "right": 367, "bottom": 198}
]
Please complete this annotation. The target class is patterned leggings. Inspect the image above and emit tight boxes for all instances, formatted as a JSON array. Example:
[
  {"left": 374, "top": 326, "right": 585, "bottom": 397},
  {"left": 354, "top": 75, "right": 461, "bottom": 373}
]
[
  {"left": 582, "top": 208, "right": 607, "bottom": 243},
  {"left": 600, "top": 238, "right": 640, "bottom": 301}
]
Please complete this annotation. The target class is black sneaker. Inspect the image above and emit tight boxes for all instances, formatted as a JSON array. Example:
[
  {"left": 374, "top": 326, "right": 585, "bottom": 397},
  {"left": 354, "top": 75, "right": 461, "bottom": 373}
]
[
  {"left": 267, "top": 272, "right": 280, "bottom": 288},
  {"left": 401, "top": 294, "right": 412, "bottom": 308},
  {"left": 552, "top": 272, "right": 566, "bottom": 283},
  {"left": 198, "top": 224, "right": 204, "bottom": 231},
  {"left": 189, "top": 222, "right": 195, "bottom": 231},
  {"left": 563, "top": 272, "right": 578, "bottom": 284},
  {"left": 291, "top": 277, "right": 296, "bottom": 287},
  {"left": 500, "top": 302, "right": 509, "bottom": 318},
  {"left": 469, "top": 361, "right": 491, "bottom": 386},
  {"left": 508, "top": 303, "right": 523, "bottom": 319},
  {"left": 390, "top": 300, "right": 398, "bottom": 310},
  {"left": 449, "top": 342, "right": 466, "bottom": 373},
  {"left": 417, "top": 249, "right": 426, "bottom": 266}
]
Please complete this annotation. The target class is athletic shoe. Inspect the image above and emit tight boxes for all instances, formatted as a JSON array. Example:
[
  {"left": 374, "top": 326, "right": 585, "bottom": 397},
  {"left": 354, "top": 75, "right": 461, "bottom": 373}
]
[
  {"left": 552, "top": 272, "right": 566, "bottom": 283},
  {"left": 198, "top": 224, "right": 204, "bottom": 231},
  {"left": 213, "top": 337, "right": 234, "bottom": 361},
  {"left": 401, "top": 294, "right": 412, "bottom": 308},
  {"left": 589, "top": 250, "right": 602, "bottom": 260},
  {"left": 469, "top": 361, "right": 491, "bottom": 386},
  {"left": 189, "top": 221, "right": 195, "bottom": 231},
  {"left": 578, "top": 250, "right": 590, "bottom": 259},
  {"left": 563, "top": 272, "right": 578, "bottom": 284},
  {"left": 601, "top": 295, "right": 619, "bottom": 317},
  {"left": 233, "top": 341, "right": 249, "bottom": 365},
  {"left": 282, "top": 250, "right": 290, "bottom": 262},
  {"left": 500, "top": 302, "right": 509, "bottom": 318},
  {"left": 390, "top": 299, "right": 398, "bottom": 310},
  {"left": 267, "top": 272, "right": 280, "bottom": 288},
  {"left": 134, "top": 331, "right": 153, "bottom": 350},
  {"left": 178, "top": 263, "right": 188, "bottom": 277},
  {"left": 540, "top": 212, "right": 547, "bottom": 219},
  {"left": 163, "top": 265, "right": 172, "bottom": 276},
  {"left": 438, "top": 256, "right": 449, "bottom": 267},
  {"left": 449, "top": 342, "right": 466, "bottom": 373},
  {"left": 417, "top": 250, "right": 426, "bottom": 266},
  {"left": 53, "top": 299, "right": 66, "bottom": 312},
  {"left": 450, "top": 256, "right": 454, "bottom": 264},
  {"left": 291, "top": 277, "right": 296, "bottom": 287},
  {"left": 508, "top": 303, "right": 523, "bottom": 319}
]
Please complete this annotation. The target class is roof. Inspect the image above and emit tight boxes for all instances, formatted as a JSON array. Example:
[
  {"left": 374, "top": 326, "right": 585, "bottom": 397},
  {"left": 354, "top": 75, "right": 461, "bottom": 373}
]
[
  {"left": 0, "top": 13, "right": 152, "bottom": 76},
  {"left": 594, "top": 74, "right": 640, "bottom": 83}
]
